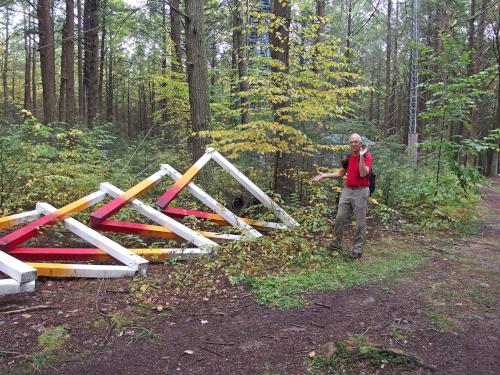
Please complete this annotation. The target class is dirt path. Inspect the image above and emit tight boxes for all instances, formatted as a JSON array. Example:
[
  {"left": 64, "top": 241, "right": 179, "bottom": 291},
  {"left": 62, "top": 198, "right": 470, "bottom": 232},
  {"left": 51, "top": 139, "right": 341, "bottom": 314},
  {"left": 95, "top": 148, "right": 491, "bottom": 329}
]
[{"left": 1, "top": 179, "right": 499, "bottom": 375}]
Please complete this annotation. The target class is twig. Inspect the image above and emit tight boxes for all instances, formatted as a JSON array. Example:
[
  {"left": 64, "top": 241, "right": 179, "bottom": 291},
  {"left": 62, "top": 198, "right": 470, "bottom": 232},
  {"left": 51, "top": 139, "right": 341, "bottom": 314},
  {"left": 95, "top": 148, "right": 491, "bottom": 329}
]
[
  {"left": 198, "top": 346, "right": 223, "bottom": 358},
  {"left": 188, "top": 312, "right": 225, "bottom": 317},
  {"left": 314, "top": 302, "right": 331, "bottom": 309},
  {"left": 2, "top": 305, "right": 56, "bottom": 315},
  {"left": 101, "top": 321, "right": 117, "bottom": 346},
  {"left": 95, "top": 278, "right": 109, "bottom": 317},
  {"left": 201, "top": 340, "right": 234, "bottom": 346},
  {"left": 310, "top": 321, "right": 325, "bottom": 329},
  {"left": 228, "top": 301, "right": 254, "bottom": 315}
]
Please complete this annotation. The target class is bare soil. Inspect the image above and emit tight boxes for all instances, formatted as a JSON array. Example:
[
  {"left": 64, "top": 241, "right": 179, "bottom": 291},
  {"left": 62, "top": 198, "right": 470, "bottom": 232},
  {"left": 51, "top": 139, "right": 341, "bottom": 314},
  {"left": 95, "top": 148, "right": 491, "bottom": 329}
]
[{"left": 0, "top": 178, "right": 499, "bottom": 375}]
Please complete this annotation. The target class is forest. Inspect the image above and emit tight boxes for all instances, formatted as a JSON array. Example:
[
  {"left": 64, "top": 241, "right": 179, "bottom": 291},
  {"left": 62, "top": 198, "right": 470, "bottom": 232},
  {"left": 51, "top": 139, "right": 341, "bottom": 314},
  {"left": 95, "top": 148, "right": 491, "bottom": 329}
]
[{"left": 0, "top": 0, "right": 499, "bottom": 373}]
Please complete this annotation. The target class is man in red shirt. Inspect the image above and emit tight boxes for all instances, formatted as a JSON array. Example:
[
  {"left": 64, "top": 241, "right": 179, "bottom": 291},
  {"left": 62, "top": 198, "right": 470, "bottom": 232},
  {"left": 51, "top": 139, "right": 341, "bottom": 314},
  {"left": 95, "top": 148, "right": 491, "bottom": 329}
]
[{"left": 312, "top": 133, "right": 372, "bottom": 259}]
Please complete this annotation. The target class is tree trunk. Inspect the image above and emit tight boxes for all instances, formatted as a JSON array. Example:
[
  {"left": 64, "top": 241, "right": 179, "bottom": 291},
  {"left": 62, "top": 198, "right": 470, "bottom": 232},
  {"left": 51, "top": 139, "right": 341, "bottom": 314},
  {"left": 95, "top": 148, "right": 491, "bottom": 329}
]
[
  {"left": 23, "top": 9, "right": 32, "bottom": 111},
  {"left": 83, "top": 0, "right": 99, "bottom": 126},
  {"left": 106, "top": 48, "right": 113, "bottom": 122},
  {"left": 313, "top": 0, "right": 326, "bottom": 74},
  {"left": 269, "top": 0, "right": 291, "bottom": 192},
  {"left": 171, "top": 0, "right": 183, "bottom": 73},
  {"left": 77, "top": 0, "right": 84, "bottom": 119},
  {"left": 63, "top": 0, "right": 75, "bottom": 126},
  {"left": 383, "top": 0, "right": 392, "bottom": 136},
  {"left": 184, "top": 0, "right": 211, "bottom": 163},
  {"left": 98, "top": 0, "right": 107, "bottom": 115},
  {"left": 231, "top": 0, "right": 249, "bottom": 124},
  {"left": 345, "top": 0, "right": 352, "bottom": 60},
  {"left": 3, "top": 9, "right": 9, "bottom": 115},
  {"left": 37, "top": 0, "right": 56, "bottom": 124},
  {"left": 32, "top": 25, "right": 37, "bottom": 116}
]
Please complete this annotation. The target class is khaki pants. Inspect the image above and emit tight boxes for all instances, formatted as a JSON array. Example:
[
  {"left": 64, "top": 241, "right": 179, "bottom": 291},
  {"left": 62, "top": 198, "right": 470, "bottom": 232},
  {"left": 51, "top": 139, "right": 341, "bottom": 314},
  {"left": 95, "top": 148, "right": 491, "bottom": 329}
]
[{"left": 333, "top": 186, "right": 369, "bottom": 254}]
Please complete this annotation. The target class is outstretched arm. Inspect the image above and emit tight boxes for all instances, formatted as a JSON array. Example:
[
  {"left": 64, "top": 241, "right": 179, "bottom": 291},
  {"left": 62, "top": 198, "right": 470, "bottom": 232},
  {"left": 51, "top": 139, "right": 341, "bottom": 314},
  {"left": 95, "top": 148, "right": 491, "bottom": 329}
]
[{"left": 312, "top": 167, "right": 346, "bottom": 182}]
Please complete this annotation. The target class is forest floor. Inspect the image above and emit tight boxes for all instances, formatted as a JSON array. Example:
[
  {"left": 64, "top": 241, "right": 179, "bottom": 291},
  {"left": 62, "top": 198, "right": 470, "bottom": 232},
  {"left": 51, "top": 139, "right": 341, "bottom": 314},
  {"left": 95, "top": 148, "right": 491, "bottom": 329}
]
[{"left": 0, "top": 178, "right": 498, "bottom": 375}]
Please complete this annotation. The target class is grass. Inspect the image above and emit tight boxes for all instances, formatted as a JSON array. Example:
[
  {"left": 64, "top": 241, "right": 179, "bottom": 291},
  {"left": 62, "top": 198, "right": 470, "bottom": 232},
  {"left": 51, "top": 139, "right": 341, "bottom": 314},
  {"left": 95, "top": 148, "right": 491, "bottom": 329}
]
[
  {"left": 425, "top": 310, "right": 463, "bottom": 333},
  {"left": 30, "top": 325, "right": 70, "bottom": 370},
  {"left": 308, "top": 335, "right": 426, "bottom": 374},
  {"left": 249, "top": 239, "right": 426, "bottom": 309}
]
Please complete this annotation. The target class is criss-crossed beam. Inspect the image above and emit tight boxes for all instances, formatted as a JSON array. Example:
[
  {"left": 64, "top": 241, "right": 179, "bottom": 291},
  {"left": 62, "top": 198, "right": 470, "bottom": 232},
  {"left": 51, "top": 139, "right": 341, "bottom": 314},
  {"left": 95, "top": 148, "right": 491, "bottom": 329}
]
[
  {"left": 210, "top": 150, "right": 299, "bottom": 228},
  {"left": 163, "top": 206, "right": 287, "bottom": 231},
  {"left": 0, "top": 191, "right": 107, "bottom": 251},
  {"left": 98, "top": 183, "right": 218, "bottom": 250},
  {"left": 155, "top": 150, "right": 213, "bottom": 208},
  {"left": 10, "top": 248, "right": 208, "bottom": 262},
  {"left": 89, "top": 168, "right": 169, "bottom": 227},
  {"left": 160, "top": 163, "right": 263, "bottom": 238},
  {"left": 36, "top": 202, "right": 149, "bottom": 274},
  {"left": 97, "top": 220, "right": 241, "bottom": 243}
]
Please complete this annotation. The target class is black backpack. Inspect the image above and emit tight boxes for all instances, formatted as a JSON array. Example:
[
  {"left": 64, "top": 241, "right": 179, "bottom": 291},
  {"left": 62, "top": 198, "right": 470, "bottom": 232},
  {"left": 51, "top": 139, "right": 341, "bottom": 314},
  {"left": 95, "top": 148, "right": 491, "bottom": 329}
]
[{"left": 341, "top": 153, "right": 376, "bottom": 195}]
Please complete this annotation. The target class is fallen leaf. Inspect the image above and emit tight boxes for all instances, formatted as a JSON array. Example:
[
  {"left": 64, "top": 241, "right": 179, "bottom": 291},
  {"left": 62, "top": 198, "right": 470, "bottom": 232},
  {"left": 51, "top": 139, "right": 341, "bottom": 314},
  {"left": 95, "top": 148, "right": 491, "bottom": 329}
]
[
  {"left": 184, "top": 350, "right": 194, "bottom": 355},
  {"left": 308, "top": 351, "right": 316, "bottom": 358},
  {"left": 201, "top": 320, "right": 208, "bottom": 325},
  {"left": 21, "top": 314, "right": 31, "bottom": 319}
]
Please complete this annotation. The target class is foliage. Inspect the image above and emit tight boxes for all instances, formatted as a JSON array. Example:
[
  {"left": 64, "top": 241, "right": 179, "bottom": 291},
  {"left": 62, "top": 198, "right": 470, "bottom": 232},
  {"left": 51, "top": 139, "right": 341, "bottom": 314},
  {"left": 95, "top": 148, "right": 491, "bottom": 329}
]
[
  {"left": 309, "top": 336, "right": 427, "bottom": 373},
  {"left": 30, "top": 325, "right": 69, "bottom": 370}
]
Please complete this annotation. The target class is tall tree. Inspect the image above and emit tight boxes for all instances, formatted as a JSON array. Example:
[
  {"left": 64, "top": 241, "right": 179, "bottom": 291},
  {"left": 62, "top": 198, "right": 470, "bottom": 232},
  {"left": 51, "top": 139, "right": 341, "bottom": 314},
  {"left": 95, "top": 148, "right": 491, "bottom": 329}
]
[
  {"left": 2, "top": 9, "right": 10, "bottom": 115},
  {"left": 184, "top": 0, "right": 211, "bottom": 162},
  {"left": 37, "top": 0, "right": 56, "bottom": 124},
  {"left": 170, "top": 0, "right": 183, "bottom": 73},
  {"left": 23, "top": 8, "right": 32, "bottom": 111},
  {"left": 83, "top": 0, "right": 99, "bottom": 125},
  {"left": 383, "top": 0, "right": 393, "bottom": 136},
  {"left": 269, "top": 0, "right": 291, "bottom": 191},
  {"left": 231, "top": 0, "right": 249, "bottom": 124},
  {"left": 77, "top": 0, "right": 84, "bottom": 118},
  {"left": 60, "top": 0, "right": 75, "bottom": 126}
]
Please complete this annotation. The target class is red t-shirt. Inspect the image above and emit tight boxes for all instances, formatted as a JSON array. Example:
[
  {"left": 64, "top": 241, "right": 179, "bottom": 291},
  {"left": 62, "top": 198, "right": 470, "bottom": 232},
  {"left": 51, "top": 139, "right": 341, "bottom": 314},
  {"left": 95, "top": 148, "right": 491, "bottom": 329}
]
[{"left": 345, "top": 153, "right": 372, "bottom": 187}]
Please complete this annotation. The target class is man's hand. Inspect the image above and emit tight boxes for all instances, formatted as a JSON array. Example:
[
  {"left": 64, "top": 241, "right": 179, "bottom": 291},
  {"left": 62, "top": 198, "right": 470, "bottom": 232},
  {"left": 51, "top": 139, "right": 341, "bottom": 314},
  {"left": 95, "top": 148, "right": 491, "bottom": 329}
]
[
  {"left": 311, "top": 172, "right": 325, "bottom": 182},
  {"left": 360, "top": 145, "right": 369, "bottom": 157}
]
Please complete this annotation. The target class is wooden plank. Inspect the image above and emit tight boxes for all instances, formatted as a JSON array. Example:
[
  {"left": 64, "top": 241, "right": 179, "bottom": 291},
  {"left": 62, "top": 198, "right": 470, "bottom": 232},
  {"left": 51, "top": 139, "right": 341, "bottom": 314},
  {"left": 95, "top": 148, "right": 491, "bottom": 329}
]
[
  {"left": 97, "top": 220, "right": 242, "bottom": 243},
  {"left": 36, "top": 203, "right": 148, "bottom": 273},
  {"left": 163, "top": 207, "right": 287, "bottom": 231},
  {"left": 90, "top": 168, "right": 169, "bottom": 227},
  {"left": 211, "top": 150, "right": 300, "bottom": 227},
  {"left": 0, "top": 279, "right": 35, "bottom": 295},
  {"left": 0, "top": 250, "right": 37, "bottom": 283},
  {"left": 155, "top": 151, "right": 213, "bottom": 208},
  {"left": 161, "top": 164, "right": 262, "bottom": 238},
  {"left": 27, "top": 263, "right": 137, "bottom": 278},
  {"left": 0, "top": 210, "right": 41, "bottom": 230},
  {"left": 0, "top": 191, "right": 107, "bottom": 251},
  {"left": 99, "top": 183, "right": 218, "bottom": 251},
  {"left": 11, "top": 247, "right": 209, "bottom": 262}
]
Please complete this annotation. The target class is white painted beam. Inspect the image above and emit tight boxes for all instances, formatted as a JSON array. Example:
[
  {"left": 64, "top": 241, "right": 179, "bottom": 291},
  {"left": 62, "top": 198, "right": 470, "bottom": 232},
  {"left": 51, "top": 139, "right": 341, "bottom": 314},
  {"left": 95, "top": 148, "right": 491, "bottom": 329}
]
[
  {"left": 36, "top": 202, "right": 148, "bottom": 274},
  {"left": 99, "top": 183, "right": 218, "bottom": 251},
  {"left": 0, "top": 279, "right": 35, "bottom": 295},
  {"left": 161, "top": 164, "right": 263, "bottom": 238},
  {"left": 211, "top": 151, "right": 299, "bottom": 227},
  {"left": 0, "top": 251, "right": 37, "bottom": 283}
]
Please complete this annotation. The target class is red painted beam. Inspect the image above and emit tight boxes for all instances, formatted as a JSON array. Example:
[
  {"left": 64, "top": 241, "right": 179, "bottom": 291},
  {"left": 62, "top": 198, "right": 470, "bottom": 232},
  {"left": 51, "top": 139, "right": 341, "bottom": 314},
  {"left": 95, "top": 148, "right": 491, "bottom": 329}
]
[
  {"left": 10, "top": 248, "right": 112, "bottom": 262},
  {"left": 90, "top": 171, "right": 166, "bottom": 227},
  {"left": 0, "top": 191, "right": 105, "bottom": 251},
  {"left": 163, "top": 207, "right": 228, "bottom": 225},
  {"left": 155, "top": 153, "right": 211, "bottom": 208},
  {"left": 97, "top": 220, "right": 179, "bottom": 239}
]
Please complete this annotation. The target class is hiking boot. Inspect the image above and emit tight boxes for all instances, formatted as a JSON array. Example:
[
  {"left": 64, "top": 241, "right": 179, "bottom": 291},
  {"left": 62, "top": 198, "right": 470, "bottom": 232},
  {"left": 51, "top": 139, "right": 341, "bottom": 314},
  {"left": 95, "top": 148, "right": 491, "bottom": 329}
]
[
  {"left": 327, "top": 241, "right": 342, "bottom": 252},
  {"left": 349, "top": 252, "right": 362, "bottom": 259}
]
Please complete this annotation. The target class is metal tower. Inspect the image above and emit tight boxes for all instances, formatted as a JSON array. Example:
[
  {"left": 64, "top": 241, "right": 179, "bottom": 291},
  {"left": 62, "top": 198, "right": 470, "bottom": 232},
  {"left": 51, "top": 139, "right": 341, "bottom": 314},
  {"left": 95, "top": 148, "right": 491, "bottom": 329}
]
[{"left": 408, "top": 0, "right": 419, "bottom": 165}]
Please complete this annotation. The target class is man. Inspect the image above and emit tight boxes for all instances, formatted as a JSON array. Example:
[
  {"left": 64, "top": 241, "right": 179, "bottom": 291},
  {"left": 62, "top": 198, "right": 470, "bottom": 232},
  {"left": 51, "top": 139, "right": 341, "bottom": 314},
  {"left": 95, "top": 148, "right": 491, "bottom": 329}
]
[{"left": 312, "top": 133, "right": 372, "bottom": 259}]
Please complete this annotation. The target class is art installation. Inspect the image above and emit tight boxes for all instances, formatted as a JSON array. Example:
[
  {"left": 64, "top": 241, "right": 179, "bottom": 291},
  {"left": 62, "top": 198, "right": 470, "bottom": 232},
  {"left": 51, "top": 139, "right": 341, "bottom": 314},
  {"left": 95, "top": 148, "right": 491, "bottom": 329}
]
[{"left": 0, "top": 149, "right": 299, "bottom": 295}]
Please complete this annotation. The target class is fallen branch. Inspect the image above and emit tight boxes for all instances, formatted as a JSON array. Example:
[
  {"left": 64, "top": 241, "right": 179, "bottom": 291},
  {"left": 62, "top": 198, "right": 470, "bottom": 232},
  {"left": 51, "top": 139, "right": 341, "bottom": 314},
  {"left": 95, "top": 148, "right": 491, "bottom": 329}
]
[
  {"left": 1, "top": 305, "right": 57, "bottom": 315},
  {"left": 201, "top": 340, "right": 234, "bottom": 346},
  {"left": 314, "top": 302, "right": 331, "bottom": 309},
  {"left": 198, "top": 345, "right": 223, "bottom": 358}
]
